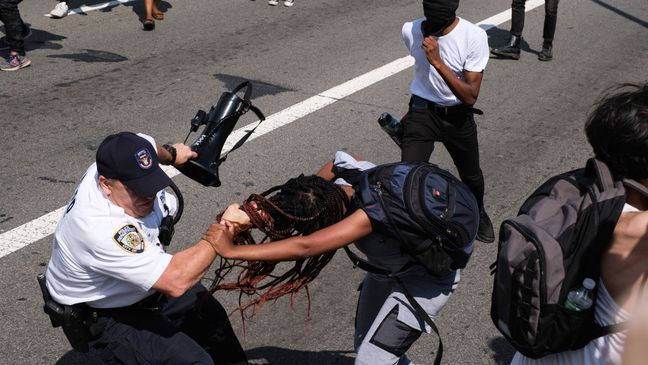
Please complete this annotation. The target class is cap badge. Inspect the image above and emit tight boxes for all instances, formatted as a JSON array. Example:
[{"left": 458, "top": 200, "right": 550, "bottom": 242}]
[{"left": 135, "top": 148, "right": 153, "bottom": 170}]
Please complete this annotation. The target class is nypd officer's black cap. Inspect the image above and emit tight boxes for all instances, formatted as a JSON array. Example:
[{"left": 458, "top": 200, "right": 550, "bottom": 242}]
[{"left": 96, "top": 132, "right": 171, "bottom": 198}]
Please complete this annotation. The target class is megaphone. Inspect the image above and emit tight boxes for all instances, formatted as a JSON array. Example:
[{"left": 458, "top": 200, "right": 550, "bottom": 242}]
[{"left": 179, "top": 81, "right": 265, "bottom": 187}]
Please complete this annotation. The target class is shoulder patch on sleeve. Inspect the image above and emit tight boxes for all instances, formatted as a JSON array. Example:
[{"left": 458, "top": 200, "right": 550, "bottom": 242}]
[{"left": 113, "top": 224, "right": 146, "bottom": 254}]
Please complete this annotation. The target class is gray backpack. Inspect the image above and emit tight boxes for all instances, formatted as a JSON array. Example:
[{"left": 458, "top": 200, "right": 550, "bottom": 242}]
[{"left": 490, "top": 159, "right": 627, "bottom": 358}]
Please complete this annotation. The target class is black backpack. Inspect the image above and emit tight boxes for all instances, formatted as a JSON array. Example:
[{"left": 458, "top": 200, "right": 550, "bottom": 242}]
[
  {"left": 490, "top": 159, "right": 628, "bottom": 358},
  {"left": 342, "top": 161, "right": 479, "bottom": 365},
  {"left": 349, "top": 161, "right": 479, "bottom": 275}
]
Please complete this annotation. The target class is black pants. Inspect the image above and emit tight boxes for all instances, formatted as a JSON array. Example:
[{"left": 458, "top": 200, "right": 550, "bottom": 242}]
[
  {"left": 0, "top": 0, "right": 27, "bottom": 53},
  {"left": 400, "top": 96, "right": 485, "bottom": 210},
  {"left": 87, "top": 284, "right": 248, "bottom": 365},
  {"left": 511, "top": 0, "right": 560, "bottom": 41}
]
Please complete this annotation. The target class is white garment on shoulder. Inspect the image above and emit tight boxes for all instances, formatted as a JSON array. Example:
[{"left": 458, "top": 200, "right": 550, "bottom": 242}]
[
  {"left": 510, "top": 281, "right": 630, "bottom": 365},
  {"left": 402, "top": 17, "right": 489, "bottom": 106},
  {"left": 46, "top": 134, "right": 175, "bottom": 308},
  {"left": 332, "top": 150, "right": 376, "bottom": 186}
]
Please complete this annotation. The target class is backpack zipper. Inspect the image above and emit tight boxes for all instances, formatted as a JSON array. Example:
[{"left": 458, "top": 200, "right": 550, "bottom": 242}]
[
  {"left": 408, "top": 165, "right": 461, "bottom": 243},
  {"left": 502, "top": 219, "right": 547, "bottom": 304}
]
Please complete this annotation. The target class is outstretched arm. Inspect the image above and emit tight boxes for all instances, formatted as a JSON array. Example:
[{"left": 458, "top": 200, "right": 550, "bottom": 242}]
[{"left": 210, "top": 209, "right": 373, "bottom": 261}]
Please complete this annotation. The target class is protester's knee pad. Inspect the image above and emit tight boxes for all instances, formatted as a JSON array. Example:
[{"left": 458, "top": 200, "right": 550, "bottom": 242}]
[{"left": 368, "top": 305, "right": 422, "bottom": 357}]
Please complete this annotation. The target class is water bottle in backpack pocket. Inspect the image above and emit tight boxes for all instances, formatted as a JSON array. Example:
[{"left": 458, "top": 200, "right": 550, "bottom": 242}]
[{"left": 564, "top": 278, "right": 596, "bottom": 311}]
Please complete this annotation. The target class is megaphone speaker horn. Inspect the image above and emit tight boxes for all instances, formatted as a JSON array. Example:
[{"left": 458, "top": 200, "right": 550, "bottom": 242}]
[{"left": 178, "top": 81, "right": 265, "bottom": 187}]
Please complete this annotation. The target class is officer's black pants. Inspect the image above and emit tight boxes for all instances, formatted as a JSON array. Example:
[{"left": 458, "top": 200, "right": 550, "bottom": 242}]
[
  {"left": 0, "top": 0, "right": 27, "bottom": 54},
  {"left": 400, "top": 98, "right": 485, "bottom": 210},
  {"left": 88, "top": 284, "right": 248, "bottom": 365}
]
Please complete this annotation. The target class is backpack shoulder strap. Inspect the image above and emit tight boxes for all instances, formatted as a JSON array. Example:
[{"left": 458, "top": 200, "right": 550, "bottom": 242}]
[
  {"left": 623, "top": 179, "right": 648, "bottom": 199},
  {"left": 586, "top": 158, "right": 617, "bottom": 191},
  {"left": 343, "top": 246, "right": 444, "bottom": 365}
]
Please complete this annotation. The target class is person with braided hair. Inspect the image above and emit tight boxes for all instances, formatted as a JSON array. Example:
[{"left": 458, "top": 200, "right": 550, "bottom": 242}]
[
  {"left": 206, "top": 151, "right": 464, "bottom": 365},
  {"left": 209, "top": 173, "right": 350, "bottom": 319}
]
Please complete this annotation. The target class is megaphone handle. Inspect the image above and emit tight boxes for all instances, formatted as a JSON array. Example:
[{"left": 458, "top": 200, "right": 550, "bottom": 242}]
[
  {"left": 249, "top": 104, "right": 265, "bottom": 121},
  {"left": 231, "top": 81, "right": 253, "bottom": 103}
]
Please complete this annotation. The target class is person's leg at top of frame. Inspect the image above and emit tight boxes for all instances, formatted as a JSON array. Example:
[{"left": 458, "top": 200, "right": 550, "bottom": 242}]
[
  {"left": 490, "top": 0, "right": 525, "bottom": 60},
  {"left": 0, "top": 0, "right": 31, "bottom": 71},
  {"left": 538, "top": 0, "right": 559, "bottom": 61}
]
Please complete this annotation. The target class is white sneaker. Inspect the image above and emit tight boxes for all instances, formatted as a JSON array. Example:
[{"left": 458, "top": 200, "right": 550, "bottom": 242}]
[
  {"left": 50, "top": 2, "right": 69, "bottom": 18},
  {"left": 283, "top": 0, "right": 294, "bottom": 6},
  {"left": 268, "top": 0, "right": 278, "bottom": 5}
]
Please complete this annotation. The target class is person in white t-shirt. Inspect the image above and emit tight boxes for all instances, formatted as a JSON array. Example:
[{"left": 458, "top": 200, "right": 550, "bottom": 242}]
[
  {"left": 401, "top": 0, "right": 494, "bottom": 243},
  {"left": 510, "top": 84, "right": 648, "bottom": 365},
  {"left": 44, "top": 132, "right": 248, "bottom": 365}
]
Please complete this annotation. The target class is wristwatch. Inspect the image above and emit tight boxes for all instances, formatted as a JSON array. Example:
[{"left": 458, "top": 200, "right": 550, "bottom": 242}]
[{"left": 162, "top": 144, "right": 177, "bottom": 165}]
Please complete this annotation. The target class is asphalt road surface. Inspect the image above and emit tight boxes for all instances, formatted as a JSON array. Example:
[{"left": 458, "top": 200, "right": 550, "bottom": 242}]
[{"left": 1, "top": 0, "right": 647, "bottom": 364}]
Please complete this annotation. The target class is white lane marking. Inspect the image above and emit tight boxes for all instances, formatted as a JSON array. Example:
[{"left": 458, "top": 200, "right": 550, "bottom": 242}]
[{"left": 11, "top": 1, "right": 545, "bottom": 259}]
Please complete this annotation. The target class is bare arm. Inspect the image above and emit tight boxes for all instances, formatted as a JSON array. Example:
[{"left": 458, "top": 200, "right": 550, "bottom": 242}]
[
  {"left": 153, "top": 237, "right": 219, "bottom": 297},
  {"left": 315, "top": 160, "right": 337, "bottom": 181},
  {"left": 422, "top": 36, "right": 484, "bottom": 106},
  {"left": 210, "top": 209, "right": 373, "bottom": 261}
]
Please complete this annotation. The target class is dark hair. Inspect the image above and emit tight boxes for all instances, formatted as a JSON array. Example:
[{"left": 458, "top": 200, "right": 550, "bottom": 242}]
[
  {"left": 209, "top": 175, "right": 349, "bottom": 321},
  {"left": 585, "top": 83, "right": 648, "bottom": 180}
]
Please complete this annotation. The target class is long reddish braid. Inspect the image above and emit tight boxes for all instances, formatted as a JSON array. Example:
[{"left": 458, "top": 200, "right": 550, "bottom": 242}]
[{"left": 209, "top": 174, "right": 349, "bottom": 321}]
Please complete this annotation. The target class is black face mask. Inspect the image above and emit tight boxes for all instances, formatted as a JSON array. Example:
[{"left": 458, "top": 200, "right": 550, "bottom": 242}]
[
  {"left": 421, "top": 16, "right": 455, "bottom": 37},
  {"left": 422, "top": 0, "right": 459, "bottom": 36}
]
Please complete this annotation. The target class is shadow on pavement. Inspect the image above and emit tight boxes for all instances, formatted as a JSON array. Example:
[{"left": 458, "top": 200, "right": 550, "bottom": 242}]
[
  {"left": 47, "top": 49, "right": 128, "bottom": 62},
  {"left": 0, "top": 24, "right": 66, "bottom": 54},
  {"left": 213, "top": 73, "right": 295, "bottom": 98},
  {"left": 590, "top": 0, "right": 648, "bottom": 29}
]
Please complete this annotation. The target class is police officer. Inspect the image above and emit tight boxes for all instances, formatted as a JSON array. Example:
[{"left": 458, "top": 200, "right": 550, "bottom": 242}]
[{"left": 44, "top": 132, "right": 248, "bottom": 364}]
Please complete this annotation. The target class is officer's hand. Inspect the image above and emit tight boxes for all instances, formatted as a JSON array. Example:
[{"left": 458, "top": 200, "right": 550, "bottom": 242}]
[
  {"left": 422, "top": 36, "right": 443, "bottom": 69},
  {"left": 172, "top": 143, "right": 198, "bottom": 166},
  {"left": 202, "top": 222, "right": 235, "bottom": 257},
  {"left": 220, "top": 204, "right": 252, "bottom": 233}
]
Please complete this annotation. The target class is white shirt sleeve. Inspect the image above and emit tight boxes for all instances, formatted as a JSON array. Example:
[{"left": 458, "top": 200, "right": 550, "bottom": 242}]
[
  {"left": 402, "top": 21, "right": 414, "bottom": 52},
  {"left": 136, "top": 132, "right": 158, "bottom": 154},
  {"left": 332, "top": 151, "right": 376, "bottom": 186},
  {"left": 464, "top": 28, "right": 489, "bottom": 72}
]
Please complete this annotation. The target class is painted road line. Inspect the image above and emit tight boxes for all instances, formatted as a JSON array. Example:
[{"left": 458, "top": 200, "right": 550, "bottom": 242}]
[
  {"left": 45, "top": 0, "right": 135, "bottom": 17},
  {"left": 12, "top": 1, "right": 545, "bottom": 259}
]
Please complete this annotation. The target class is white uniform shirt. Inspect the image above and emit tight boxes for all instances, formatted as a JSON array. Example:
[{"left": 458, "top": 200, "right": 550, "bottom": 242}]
[
  {"left": 402, "top": 17, "right": 489, "bottom": 106},
  {"left": 46, "top": 134, "right": 176, "bottom": 308}
]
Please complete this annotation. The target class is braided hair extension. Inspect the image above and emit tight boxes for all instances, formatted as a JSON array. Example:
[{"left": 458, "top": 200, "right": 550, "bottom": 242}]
[{"left": 209, "top": 174, "right": 350, "bottom": 323}]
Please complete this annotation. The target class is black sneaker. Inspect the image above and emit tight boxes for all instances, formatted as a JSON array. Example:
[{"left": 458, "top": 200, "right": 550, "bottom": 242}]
[
  {"left": 490, "top": 35, "right": 522, "bottom": 60},
  {"left": 477, "top": 209, "right": 495, "bottom": 243},
  {"left": 538, "top": 41, "right": 553, "bottom": 61}
]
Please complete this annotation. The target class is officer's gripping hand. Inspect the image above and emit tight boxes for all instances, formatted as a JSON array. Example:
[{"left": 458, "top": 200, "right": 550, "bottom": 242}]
[{"left": 172, "top": 143, "right": 198, "bottom": 166}]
